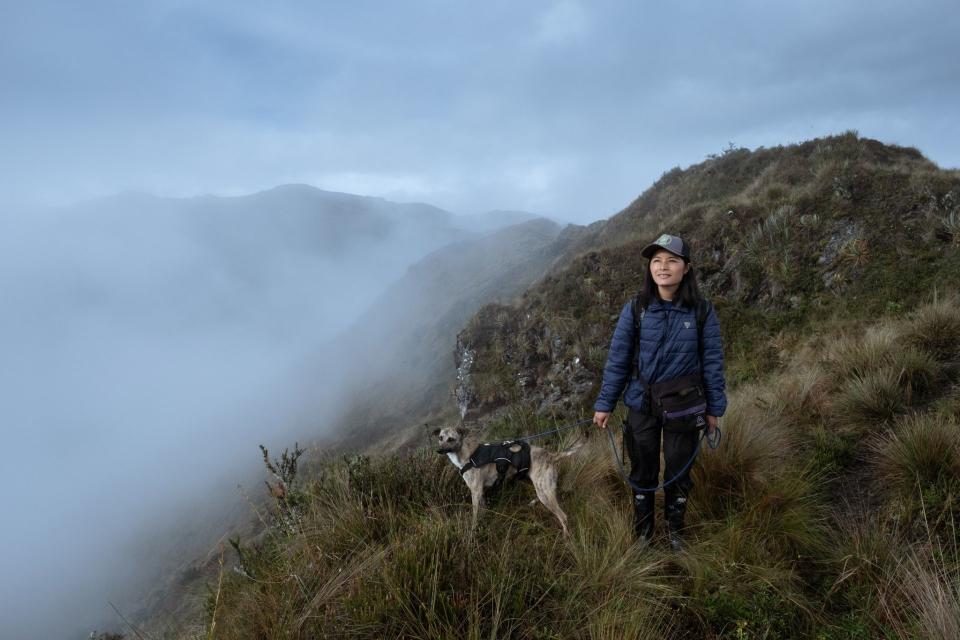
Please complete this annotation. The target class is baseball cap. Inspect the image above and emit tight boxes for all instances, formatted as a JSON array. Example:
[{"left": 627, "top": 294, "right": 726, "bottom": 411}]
[{"left": 640, "top": 234, "right": 691, "bottom": 262}]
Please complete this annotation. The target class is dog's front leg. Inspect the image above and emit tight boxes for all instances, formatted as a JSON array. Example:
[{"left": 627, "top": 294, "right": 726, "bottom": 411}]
[{"left": 467, "top": 473, "right": 485, "bottom": 531}]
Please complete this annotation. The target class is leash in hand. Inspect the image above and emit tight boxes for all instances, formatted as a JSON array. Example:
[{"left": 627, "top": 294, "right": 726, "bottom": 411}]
[{"left": 604, "top": 420, "right": 721, "bottom": 494}]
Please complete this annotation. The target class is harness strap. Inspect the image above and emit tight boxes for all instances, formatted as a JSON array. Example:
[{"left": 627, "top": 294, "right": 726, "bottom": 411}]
[{"left": 459, "top": 441, "right": 532, "bottom": 479}]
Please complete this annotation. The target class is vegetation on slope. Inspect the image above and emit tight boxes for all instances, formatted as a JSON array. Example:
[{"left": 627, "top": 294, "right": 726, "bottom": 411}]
[
  {"left": 163, "top": 296, "right": 960, "bottom": 639},
  {"left": 139, "top": 134, "right": 960, "bottom": 638},
  {"left": 456, "top": 132, "right": 960, "bottom": 414}
]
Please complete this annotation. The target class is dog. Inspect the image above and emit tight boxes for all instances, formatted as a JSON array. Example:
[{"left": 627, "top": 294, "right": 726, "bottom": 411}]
[{"left": 433, "top": 426, "right": 580, "bottom": 536}]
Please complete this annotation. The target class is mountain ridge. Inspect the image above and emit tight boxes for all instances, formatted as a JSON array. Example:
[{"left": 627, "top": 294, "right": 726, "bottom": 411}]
[{"left": 454, "top": 132, "right": 960, "bottom": 421}]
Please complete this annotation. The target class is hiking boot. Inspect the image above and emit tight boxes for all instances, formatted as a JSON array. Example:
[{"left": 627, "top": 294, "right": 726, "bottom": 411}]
[
  {"left": 664, "top": 494, "right": 688, "bottom": 551},
  {"left": 633, "top": 492, "right": 655, "bottom": 542}
]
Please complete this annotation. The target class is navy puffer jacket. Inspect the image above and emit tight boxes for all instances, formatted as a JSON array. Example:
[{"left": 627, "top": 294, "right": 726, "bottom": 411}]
[{"left": 594, "top": 297, "right": 727, "bottom": 416}]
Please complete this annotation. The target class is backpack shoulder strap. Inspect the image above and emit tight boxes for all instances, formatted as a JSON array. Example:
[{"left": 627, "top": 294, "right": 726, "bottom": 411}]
[
  {"left": 631, "top": 293, "right": 645, "bottom": 334},
  {"left": 695, "top": 298, "right": 712, "bottom": 370},
  {"left": 631, "top": 292, "right": 645, "bottom": 380}
]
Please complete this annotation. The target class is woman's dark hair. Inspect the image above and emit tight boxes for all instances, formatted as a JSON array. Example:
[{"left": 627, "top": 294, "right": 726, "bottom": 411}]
[{"left": 638, "top": 254, "right": 703, "bottom": 309}]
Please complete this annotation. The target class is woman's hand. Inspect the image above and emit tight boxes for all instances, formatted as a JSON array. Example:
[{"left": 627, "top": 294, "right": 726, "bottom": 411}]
[
  {"left": 706, "top": 415, "right": 719, "bottom": 433},
  {"left": 593, "top": 411, "right": 611, "bottom": 429}
]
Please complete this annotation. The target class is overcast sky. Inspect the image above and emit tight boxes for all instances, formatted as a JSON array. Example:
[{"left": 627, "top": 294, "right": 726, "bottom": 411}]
[{"left": 2, "top": 0, "right": 958, "bottom": 224}]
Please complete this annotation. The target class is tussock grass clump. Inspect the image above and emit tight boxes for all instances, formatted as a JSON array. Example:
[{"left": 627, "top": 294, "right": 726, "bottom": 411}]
[
  {"left": 824, "top": 505, "right": 905, "bottom": 635},
  {"left": 831, "top": 354, "right": 940, "bottom": 429},
  {"left": 903, "top": 294, "right": 960, "bottom": 360},
  {"left": 893, "top": 546, "right": 960, "bottom": 640},
  {"left": 827, "top": 504, "right": 960, "bottom": 639},
  {"left": 750, "top": 365, "right": 831, "bottom": 430},
  {"left": 692, "top": 388, "right": 793, "bottom": 519},
  {"left": 868, "top": 412, "right": 960, "bottom": 500},
  {"left": 566, "top": 499, "right": 673, "bottom": 599},
  {"left": 814, "top": 301, "right": 955, "bottom": 432},
  {"left": 358, "top": 514, "right": 564, "bottom": 638},
  {"left": 679, "top": 480, "right": 825, "bottom": 637},
  {"left": 821, "top": 327, "right": 891, "bottom": 381},
  {"left": 834, "top": 366, "right": 909, "bottom": 428}
]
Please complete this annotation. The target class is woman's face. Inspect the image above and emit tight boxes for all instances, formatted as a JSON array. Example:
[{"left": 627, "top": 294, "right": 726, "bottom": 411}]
[{"left": 649, "top": 249, "right": 689, "bottom": 289}]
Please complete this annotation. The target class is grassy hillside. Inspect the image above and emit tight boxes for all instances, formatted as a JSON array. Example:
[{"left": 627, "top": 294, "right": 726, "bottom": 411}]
[
  {"left": 161, "top": 296, "right": 960, "bottom": 639},
  {"left": 138, "top": 134, "right": 960, "bottom": 638}
]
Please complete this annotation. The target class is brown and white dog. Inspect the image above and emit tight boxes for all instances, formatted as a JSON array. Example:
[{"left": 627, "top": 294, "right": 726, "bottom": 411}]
[{"left": 433, "top": 426, "right": 580, "bottom": 536}]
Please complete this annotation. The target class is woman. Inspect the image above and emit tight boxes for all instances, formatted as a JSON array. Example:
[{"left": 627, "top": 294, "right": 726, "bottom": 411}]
[{"left": 593, "top": 233, "right": 726, "bottom": 548}]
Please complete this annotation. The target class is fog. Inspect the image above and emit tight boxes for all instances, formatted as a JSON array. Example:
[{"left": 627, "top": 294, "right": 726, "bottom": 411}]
[{"left": 0, "top": 187, "right": 486, "bottom": 638}]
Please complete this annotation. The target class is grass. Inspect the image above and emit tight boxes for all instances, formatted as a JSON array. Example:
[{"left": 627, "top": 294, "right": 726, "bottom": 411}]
[
  {"left": 825, "top": 324, "right": 943, "bottom": 430},
  {"left": 179, "top": 294, "right": 960, "bottom": 640},
  {"left": 903, "top": 293, "right": 960, "bottom": 360},
  {"left": 868, "top": 412, "right": 960, "bottom": 524},
  {"left": 143, "top": 137, "right": 960, "bottom": 638},
  {"left": 826, "top": 502, "right": 960, "bottom": 639},
  {"left": 202, "top": 443, "right": 686, "bottom": 639}
]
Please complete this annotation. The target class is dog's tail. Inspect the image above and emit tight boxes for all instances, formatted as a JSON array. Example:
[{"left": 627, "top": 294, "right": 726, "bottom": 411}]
[{"left": 556, "top": 438, "right": 585, "bottom": 459}]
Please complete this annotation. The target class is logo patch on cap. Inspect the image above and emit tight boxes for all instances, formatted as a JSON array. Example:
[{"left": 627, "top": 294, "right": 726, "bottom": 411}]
[{"left": 656, "top": 234, "right": 672, "bottom": 245}]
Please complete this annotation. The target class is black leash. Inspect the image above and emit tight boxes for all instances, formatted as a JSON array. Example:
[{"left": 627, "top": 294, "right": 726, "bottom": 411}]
[
  {"left": 605, "top": 421, "right": 721, "bottom": 494},
  {"left": 514, "top": 418, "right": 594, "bottom": 442},
  {"left": 424, "top": 418, "right": 592, "bottom": 450}
]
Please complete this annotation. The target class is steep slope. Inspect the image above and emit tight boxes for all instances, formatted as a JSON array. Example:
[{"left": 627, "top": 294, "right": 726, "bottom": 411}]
[
  {"left": 289, "top": 217, "right": 567, "bottom": 451},
  {"left": 456, "top": 132, "right": 960, "bottom": 418}
]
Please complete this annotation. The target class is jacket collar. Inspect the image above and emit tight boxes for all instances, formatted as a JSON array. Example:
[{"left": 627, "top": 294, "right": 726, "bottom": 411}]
[{"left": 647, "top": 297, "right": 691, "bottom": 313}]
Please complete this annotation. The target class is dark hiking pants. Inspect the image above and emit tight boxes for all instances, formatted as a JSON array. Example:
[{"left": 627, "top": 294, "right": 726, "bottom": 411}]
[{"left": 623, "top": 407, "right": 698, "bottom": 502}]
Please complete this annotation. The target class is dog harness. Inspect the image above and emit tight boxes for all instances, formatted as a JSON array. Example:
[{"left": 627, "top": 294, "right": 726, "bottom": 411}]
[{"left": 459, "top": 440, "right": 531, "bottom": 481}]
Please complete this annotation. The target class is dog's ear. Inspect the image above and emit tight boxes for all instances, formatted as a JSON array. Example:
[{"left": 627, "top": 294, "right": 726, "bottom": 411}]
[
  {"left": 456, "top": 426, "right": 468, "bottom": 437},
  {"left": 431, "top": 428, "right": 441, "bottom": 437}
]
